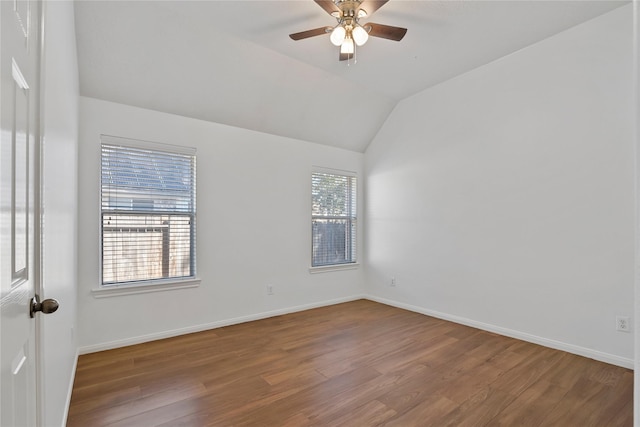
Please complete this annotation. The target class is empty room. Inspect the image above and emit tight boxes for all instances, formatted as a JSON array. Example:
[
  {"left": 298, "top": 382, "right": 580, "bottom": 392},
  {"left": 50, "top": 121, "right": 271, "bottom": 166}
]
[{"left": 0, "top": 0, "right": 638, "bottom": 426}]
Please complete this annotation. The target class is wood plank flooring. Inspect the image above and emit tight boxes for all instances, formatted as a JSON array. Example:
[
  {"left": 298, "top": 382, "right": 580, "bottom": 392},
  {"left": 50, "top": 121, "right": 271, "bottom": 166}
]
[{"left": 68, "top": 300, "right": 633, "bottom": 426}]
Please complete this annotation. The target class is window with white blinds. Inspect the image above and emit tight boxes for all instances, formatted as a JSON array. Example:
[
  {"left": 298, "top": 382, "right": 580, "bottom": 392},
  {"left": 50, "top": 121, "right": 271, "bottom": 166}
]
[
  {"left": 311, "top": 171, "right": 357, "bottom": 267},
  {"left": 100, "top": 136, "right": 196, "bottom": 286}
]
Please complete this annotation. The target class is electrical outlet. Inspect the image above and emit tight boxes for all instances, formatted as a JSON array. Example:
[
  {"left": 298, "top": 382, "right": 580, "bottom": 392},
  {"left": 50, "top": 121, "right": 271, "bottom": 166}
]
[
  {"left": 267, "top": 284, "right": 274, "bottom": 295},
  {"left": 390, "top": 277, "right": 396, "bottom": 287},
  {"left": 616, "top": 316, "right": 630, "bottom": 332}
]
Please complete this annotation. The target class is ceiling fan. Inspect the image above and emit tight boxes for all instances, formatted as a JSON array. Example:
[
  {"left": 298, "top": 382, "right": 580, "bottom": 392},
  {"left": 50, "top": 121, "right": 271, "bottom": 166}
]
[{"left": 289, "top": 0, "right": 407, "bottom": 61}]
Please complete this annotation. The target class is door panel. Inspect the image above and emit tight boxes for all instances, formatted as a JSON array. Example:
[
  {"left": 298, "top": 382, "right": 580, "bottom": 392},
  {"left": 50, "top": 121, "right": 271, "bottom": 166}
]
[
  {"left": 12, "top": 59, "right": 30, "bottom": 283},
  {"left": 1, "top": 0, "right": 41, "bottom": 425}
]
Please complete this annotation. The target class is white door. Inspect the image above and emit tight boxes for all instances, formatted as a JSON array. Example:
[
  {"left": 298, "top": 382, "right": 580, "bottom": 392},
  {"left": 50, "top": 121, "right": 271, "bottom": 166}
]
[{"left": 1, "top": 0, "right": 43, "bottom": 425}]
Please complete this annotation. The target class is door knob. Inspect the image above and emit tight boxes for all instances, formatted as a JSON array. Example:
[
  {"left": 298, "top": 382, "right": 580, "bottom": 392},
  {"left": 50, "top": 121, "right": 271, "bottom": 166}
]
[{"left": 30, "top": 294, "right": 59, "bottom": 318}]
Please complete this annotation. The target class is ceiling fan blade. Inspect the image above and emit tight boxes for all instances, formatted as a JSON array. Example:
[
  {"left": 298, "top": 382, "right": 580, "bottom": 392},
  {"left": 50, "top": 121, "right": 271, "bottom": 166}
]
[
  {"left": 361, "top": 0, "right": 389, "bottom": 15},
  {"left": 314, "top": 0, "right": 340, "bottom": 16},
  {"left": 339, "top": 52, "right": 354, "bottom": 61},
  {"left": 366, "top": 23, "right": 407, "bottom": 41},
  {"left": 289, "top": 26, "right": 332, "bottom": 41}
]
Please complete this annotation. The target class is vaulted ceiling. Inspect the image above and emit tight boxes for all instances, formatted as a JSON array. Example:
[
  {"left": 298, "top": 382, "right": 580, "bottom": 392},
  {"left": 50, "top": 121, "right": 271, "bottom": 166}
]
[{"left": 74, "top": 0, "right": 628, "bottom": 152}]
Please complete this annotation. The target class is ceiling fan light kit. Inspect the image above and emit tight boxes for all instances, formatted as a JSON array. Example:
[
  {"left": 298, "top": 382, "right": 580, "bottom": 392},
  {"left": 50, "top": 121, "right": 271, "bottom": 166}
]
[
  {"left": 352, "top": 25, "right": 369, "bottom": 46},
  {"left": 330, "top": 25, "right": 346, "bottom": 46},
  {"left": 340, "top": 36, "right": 355, "bottom": 54},
  {"left": 290, "top": 0, "right": 407, "bottom": 62}
]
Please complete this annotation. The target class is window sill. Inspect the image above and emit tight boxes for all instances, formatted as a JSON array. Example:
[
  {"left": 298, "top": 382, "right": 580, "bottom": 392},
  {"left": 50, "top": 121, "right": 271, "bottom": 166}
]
[
  {"left": 92, "top": 278, "right": 201, "bottom": 298},
  {"left": 309, "top": 263, "right": 359, "bottom": 274}
]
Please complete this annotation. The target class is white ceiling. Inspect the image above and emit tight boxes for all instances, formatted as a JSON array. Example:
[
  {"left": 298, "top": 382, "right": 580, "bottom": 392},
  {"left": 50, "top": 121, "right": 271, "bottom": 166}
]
[{"left": 74, "top": 0, "right": 628, "bottom": 152}]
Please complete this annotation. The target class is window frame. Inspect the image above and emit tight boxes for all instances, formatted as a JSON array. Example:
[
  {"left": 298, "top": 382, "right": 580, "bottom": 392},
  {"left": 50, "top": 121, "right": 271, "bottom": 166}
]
[
  {"left": 310, "top": 167, "right": 359, "bottom": 272},
  {"left": 95, "top": 135, "right": 199, "bottom": 296}
]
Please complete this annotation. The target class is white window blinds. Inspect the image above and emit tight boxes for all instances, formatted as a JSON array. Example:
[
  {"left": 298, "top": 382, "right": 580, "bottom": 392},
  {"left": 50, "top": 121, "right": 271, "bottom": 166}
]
[
  {"left": 100, "top": 136, "right": 196, "bottom": 286},
  {"left": 311, "top": 171, "right": 357, "bottom": 267}
]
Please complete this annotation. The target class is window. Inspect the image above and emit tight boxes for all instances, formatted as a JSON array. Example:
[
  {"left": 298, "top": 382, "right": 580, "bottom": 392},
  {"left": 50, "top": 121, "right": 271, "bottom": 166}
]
[
  {"left": 100, "top": 136, "right": 196, "bottom": 286},
  {"left": 311, "top": 170, "right": 357, "bottom": 267}
]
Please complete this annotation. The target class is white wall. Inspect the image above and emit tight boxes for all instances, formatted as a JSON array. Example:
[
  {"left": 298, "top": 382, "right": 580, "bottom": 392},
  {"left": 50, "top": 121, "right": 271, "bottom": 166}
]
[
  {"left": 40, "top": 1, "right": 79, "bottom": 426},
  {"left": 77, "top": 97, "right": 365, "bottom": 352},
  {"left": 633, "top": 0, "right": 639, "bottom": 421},
  {"left": 365, "top": 5, "right": 635, "bottom": 367}
]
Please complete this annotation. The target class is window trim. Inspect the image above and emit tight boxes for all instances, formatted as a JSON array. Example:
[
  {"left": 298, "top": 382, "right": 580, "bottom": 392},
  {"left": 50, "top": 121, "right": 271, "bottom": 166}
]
[
  {"left": 92, "top": 277, "right": 201, "bottom": 298},
  {"left": 98, "top": 135, "right": 197, "bottom": 290},
  {"left": 310, "top": 167, "right": 358, "bottom": 271},
  {"left": 308, "top": 263, "right": 360, "bottom": 274}
]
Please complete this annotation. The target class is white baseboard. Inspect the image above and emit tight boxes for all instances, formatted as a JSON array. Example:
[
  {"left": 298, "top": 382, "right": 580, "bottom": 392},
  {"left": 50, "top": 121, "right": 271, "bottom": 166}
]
[
  {"left": 61, "top": 348, "right": 79, "bottom": 427},
  {"left": 78, "top": 294, "right": 366, "bottom": 355},
  {"left": 366, "top": 295, "right": 634, "bottom": 370},
  {"left": 77, "top": 293, "right": 634, "bottom": 370}
]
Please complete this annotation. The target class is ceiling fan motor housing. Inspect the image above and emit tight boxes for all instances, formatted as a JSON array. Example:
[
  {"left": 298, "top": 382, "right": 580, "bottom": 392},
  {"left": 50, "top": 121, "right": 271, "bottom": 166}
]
[{"left": 334, "top": 1, "right": 365, "bottom": 23}]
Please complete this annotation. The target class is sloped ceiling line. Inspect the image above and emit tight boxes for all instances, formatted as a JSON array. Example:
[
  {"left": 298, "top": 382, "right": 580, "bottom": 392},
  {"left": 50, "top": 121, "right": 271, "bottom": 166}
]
[{"left": 74, "top": 0, "right": 628, "bottom": 153}]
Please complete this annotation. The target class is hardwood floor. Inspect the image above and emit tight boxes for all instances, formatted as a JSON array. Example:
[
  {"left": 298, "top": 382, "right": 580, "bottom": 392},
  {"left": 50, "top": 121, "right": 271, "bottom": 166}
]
[{"left": 68, "top": 300, "right": 633, "bottom": 426}]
